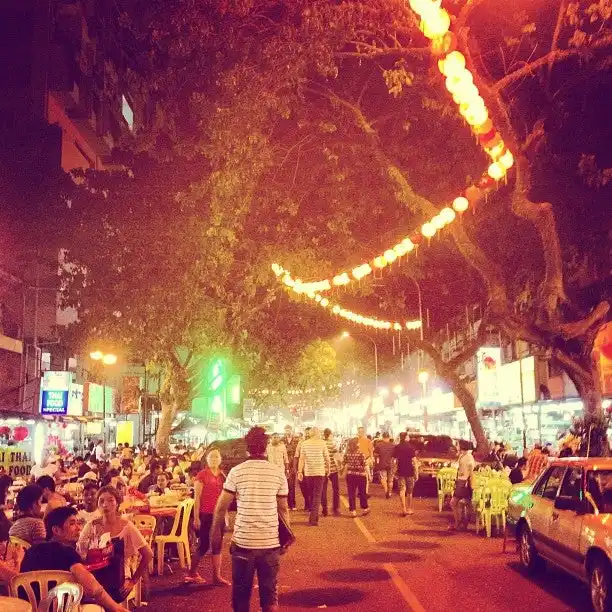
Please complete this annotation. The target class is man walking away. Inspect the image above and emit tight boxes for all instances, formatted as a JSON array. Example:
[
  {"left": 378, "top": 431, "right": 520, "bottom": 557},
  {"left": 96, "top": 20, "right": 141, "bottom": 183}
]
[
  {"left": 393, "top": 432, "right": 417, "bottom": 517},
  {"left": 297, "top": 427, "right": 330, "bottom": 526},
  {"left": 322, "top": 428, "right": 340, "bottom": 516},
  {"left": 357, "top": 427, "right": 374, "bottom": 494},
  {"left": 375, "top": 432, "right": 396, "bottom": 499},
  {"left": 211, "top": 427, "right": 289, "bottom": 612},
  {"left": 283, "top": 425, "right": 299, "bottom": 511},
  {"left": 294, "top": 427, "right": 312, "bottom": 511}
]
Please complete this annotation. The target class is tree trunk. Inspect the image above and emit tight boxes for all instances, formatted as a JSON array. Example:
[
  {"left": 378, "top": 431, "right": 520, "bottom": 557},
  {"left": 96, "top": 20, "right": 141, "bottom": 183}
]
[
  {"left": 448, "top": 378, "right": 489, "bottom": 456},
  {"left": 155, "top": 401, "right": 176, "bottom": 455}
]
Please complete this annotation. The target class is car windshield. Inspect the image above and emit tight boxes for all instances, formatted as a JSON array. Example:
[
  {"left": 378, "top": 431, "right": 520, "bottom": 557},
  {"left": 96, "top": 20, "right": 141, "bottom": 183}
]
[
  {"left": 409, "top": 435, "right": 456, "bottom": 456},
  {"left": 586, "top": 470, "right": 612, "bottom": 514}
]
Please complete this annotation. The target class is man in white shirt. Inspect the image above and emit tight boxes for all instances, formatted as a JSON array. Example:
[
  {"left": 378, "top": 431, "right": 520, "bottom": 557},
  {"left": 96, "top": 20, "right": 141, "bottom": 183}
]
[
  {"left": 450, "top": 441, "right": 476, "bottom": 531},
  {"left": 94, "top": 440, "right": 105, "bottom": 462},
  {"left": 298, "top": 427, "right": 330, "bottom": 527},
  {"left": 211, "top": 427, "right": 289, "bottom": 612},
  {"left": 266, "top": 433, "right": 288, "bottom": 472}
]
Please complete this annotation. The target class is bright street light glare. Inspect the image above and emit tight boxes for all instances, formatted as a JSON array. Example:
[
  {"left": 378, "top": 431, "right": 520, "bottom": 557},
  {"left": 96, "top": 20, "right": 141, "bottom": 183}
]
[
  {"left": 418, "top": 370, "right": 430, "bottom": 385},
  {"left": 90, "top": 351, "right": 103, "bottom": 361},
  {"left": 102, "top": 354, "right": 118, "bottom": 365},
  {"left": 341, "top": 331, "right": 350, "bottom": 338},
  {"left": 393, "top": 384, "right": 403, "bottom": 395},
  {"left": 378, "top": 387, "right": 389, "bottom": 397}
]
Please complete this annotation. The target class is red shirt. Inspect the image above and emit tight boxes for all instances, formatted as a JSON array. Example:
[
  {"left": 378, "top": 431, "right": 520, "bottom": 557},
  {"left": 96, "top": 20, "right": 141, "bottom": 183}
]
[{"left": 195, "top": 468, "right": 225, "bottom": 514}]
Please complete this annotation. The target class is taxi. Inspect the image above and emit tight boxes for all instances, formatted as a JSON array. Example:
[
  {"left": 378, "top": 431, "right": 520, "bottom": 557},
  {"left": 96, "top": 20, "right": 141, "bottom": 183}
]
[{"left": 509, "top": 457, "right": 612, "bottom": 612}]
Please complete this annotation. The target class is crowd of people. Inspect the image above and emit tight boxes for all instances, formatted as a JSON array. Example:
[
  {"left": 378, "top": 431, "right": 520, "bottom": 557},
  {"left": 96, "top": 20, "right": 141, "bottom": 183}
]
[{"left": 0, "top": 425, "right": 563, "bottom": 611}]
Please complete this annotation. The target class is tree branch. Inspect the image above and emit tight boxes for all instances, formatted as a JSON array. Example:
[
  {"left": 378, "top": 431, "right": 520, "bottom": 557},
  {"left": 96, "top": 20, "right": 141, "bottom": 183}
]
[
  {"left": 446, "top": 315, "right": 491, "bottom": 371},
  {"left": 335, "top": 46, "right": 430, "bottom": 61},
  {"left": 547, "top": 0, "right": 568, "bottom": 89},
  {"left": 493, "top": 33, "right": 612, "bottom": 93},
  {"left": 557, "top": 301, "right": 610, "bottom": 340}
]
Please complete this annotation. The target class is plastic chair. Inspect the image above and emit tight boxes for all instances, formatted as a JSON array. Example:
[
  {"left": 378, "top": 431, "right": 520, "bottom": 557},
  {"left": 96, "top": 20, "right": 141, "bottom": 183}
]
[
  {"left": 9, "top": 570, "right": 72, "bottom": 611},
  {"left": 132, "top": 513, "right": 157, "bottom": 574},
  {"left": 63, "top": 483, "right": 83, "bottom": 504},
  {"left": 154, "top": 498, "right": 194, "bottom": 575},
  {"left": 39, "top": 581, "right": 83, "bottom": 612},
  {"left": 436, "top": 467, "right": 457, "bottom": 512},
  {"left": 475, "top": 480, "right": 512, "bottom": 537}
]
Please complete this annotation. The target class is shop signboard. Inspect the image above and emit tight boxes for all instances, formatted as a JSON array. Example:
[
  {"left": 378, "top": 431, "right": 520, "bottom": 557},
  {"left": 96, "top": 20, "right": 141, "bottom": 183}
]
[
  {"left": 498, "top": 356, "right": 536, "bottom": 406},
  {"left": 67, "top": 383, "right": 84, "bottom": 416},
  {"left": 40, "top": 371, "right": 72, "bottom": 415},
  {"left": 476, "top": 347, "right": 501, "bottom": 405},
  {"left": 86, "top": 382, "right": 114, "bottom": 415}
]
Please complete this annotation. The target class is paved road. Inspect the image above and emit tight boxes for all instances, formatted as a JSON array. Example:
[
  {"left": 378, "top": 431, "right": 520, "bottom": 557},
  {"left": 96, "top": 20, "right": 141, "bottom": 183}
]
[{"left": 146, "top": 484, "right": 590, "bottom": 611}]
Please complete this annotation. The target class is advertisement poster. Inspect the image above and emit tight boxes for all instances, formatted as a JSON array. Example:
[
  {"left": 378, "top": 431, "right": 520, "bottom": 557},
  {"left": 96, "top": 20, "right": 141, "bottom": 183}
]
[{"left": 476, "top": 347, "right": 502, "bottom": 405}]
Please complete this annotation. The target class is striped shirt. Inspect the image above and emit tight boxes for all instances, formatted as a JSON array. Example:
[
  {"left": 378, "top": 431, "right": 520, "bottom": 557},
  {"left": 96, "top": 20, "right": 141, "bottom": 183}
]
[
  {"left": 324, "top": 438, "right": 339, "bottom": 474},
  {"left": 298, "top": 438, "right": 330, "bottom": 477},
  {"left": 9, "top": 517, "right": 46, "bottom": 545},
  {"left": 224, "top": 459, "right": 288, "bottom": 549}
]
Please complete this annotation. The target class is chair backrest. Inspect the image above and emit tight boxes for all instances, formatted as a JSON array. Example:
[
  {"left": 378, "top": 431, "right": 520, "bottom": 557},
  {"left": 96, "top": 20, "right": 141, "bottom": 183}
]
[
  {"left": 40, "top": 581, "right": 83, "bottom": 612},
  {"left": 9, "top": 570, "right": 72, "bottom": 610},
  {"left": 169, "top": 498, "right": 194, "bottom": 539},
  {"left": 132, "top": 514, "right": 157, "bottom": 544}
]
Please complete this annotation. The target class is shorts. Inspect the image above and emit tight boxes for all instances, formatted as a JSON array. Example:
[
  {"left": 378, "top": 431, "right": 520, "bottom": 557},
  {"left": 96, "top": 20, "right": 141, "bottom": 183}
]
[
  {"left": 378, "top": 469, "right": 393, "bottom": 484},
  {"left": 398, "top": 476, "right": 416, "bottom": 494}
]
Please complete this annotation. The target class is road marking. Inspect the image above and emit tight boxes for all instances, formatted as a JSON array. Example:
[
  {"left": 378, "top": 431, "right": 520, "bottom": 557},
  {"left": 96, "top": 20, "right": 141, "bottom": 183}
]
[{"left": 340, "top": 494, "right": 426, "bottom": 612}]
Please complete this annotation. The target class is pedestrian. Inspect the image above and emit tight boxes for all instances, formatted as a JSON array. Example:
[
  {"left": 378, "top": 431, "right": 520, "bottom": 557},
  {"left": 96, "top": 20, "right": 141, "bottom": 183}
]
[
  {"left": 343, "top": 438, "right": 369, "bottom": 517},
  {"left": 283, "top": 425, "right": 299, "bottom": 511},
  {"left": 267, "top": 433, "right": 289, "bottom": 472},
  {"left": 509, "top": 457, "right": 527, "bottom": 485},
  {"left": 297, "top": 427, "right": 330, "bottom": 526},
  {"left": 449, "top": 440, "right": 476, "bottom": 531},
  {"left": 525, "top": 443, "right": 547, "bottom": 480},
  {"left": 322, "top": 428, "right": 340, "bottom": 517},
  {"left": 356, "top": 427, "right": 374, "bottom": 494},
  {"left": 393, "top": 432, "right": 418, "bottom": 516},
  {"left": 374, "top": 431, "right": 396, "bottom": 499},
  {"left": 211, "top": 426, "right": 289, "bottom": 612},
  {"left": 294, "top": 427, "right": 312, "bottom": 511},
  {"left": 186, "top": 448, "right": 230, "bottom": 586}
]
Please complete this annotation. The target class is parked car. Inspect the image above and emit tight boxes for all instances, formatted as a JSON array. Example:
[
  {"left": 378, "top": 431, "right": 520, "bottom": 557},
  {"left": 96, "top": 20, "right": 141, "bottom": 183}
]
[
  {"left": 508, "top": 457, "right": 612, "bottom": 612},
  {"left": 407, "top": 434, "right": 459, "bottom": 479}
]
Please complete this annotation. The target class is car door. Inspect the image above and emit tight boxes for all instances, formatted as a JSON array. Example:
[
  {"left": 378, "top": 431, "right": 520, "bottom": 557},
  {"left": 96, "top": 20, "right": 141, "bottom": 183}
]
[
  {"left": 529, "top": 466, "right": 566, "bottom": 558},
  {"left": 547, "top": 467, "right": 586, "bottom": 576}
]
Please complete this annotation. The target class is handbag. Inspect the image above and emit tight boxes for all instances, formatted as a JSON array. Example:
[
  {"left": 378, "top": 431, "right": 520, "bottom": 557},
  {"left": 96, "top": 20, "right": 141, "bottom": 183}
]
[{"left": 278, "top": 513, "right": 296, "bottom": 553}]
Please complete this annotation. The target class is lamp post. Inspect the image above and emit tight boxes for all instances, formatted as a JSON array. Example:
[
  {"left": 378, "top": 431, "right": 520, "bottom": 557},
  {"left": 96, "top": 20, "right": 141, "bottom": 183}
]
[
  {"left": 90, "top": 351, "right": 117, "bottom": 454},
  {"left": 341, "top": 331, "right": 378, "bottom": 391},
  {"left": 418, "top": 369, "right": 429, "bottom": 432}
]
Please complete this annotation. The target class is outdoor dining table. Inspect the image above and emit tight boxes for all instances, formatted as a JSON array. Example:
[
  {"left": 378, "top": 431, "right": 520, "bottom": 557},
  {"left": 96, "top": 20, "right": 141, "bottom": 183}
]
[{"left": 0, "top": 595, "right": 32, "bottom": 612}]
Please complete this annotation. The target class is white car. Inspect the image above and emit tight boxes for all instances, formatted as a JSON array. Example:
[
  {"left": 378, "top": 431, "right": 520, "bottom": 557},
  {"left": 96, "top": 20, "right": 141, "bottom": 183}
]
[{"left": 509, "top": 457, "right": 612, "bottom": 612}]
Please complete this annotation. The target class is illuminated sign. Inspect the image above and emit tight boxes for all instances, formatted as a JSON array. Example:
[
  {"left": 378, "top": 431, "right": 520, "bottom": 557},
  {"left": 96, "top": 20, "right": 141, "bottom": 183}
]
[
  {"left": 41, "top": 390, "right": 69, "bottom": 415},
  {"left": 476, "top": 347, "right": 502, "bottom": 405}
]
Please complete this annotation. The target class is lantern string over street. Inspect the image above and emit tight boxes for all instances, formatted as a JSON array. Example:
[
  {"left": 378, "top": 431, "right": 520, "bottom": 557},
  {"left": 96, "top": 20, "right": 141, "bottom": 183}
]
[
  {"left": 272, "top": 264, "right": 422, "bottom": 332},
  {"left": 271, "top": 0, "right": 516, "bottom": 327}
]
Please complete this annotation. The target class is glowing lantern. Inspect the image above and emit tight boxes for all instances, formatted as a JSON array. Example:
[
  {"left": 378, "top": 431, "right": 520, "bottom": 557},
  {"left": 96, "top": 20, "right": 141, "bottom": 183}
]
[
  {"left": 320, "top": 298, "right": 329, "bottom": 307},
  {"left": 465, "top": 185, "right": 481, "bottom": 202},
  {"left": 332, "top": 272, "right": 350, "bottom": 286},
  {"left": 453, "top": 84, "right": 480, "bottom": 105},
  {"left": 439, "top": 50, "right": 466, "bottom": 77},
  {"left": 384, "top": 249, "right": 398, "bottom": 263},
  {"left": 431, "top": 215, "right": 445, "bottom": 230},
  {"left": 402, "top": 238, "right": 415, "bottom": 252},
  {"left": 445, "top": 72, "right": 473, "bottom": 94},
  {"left": 488, "top": 161, "right": 506, "bottom": 180},
  {"left": 410, "top": 0, "right": 441, "bottom": 13},
  {"left": 478, "top": 175, "right": 496, "bottom": 189},
  {"left": 486, "top": 142, "right": 506, "bottom": 159},
  {"left": 465, "top": 105, "right": 489, "bottom": 127},
  {"left": 421, "top": 222, "right": 436, "bottom": 238},
  {"left": 315, "top": 294, "right": 322, "bottom": 302},
  {"left": 474, "top": 118, "right": 493, "bottom": 134},
  {"left": 332, "top": 305, "right": 341, "bottom": 314},
  {"left": 453, "top": 196, "right": 469, "bottom": 212},
  {"left": 499, "top": 150, "right": 515, "bottom": 169},
  {"left": 393, "top": 243, "right": 407, "bottom": 257},
  {"left": 421, "top": 10, "right": 450, "bottom": 39},
  {"left": 439, "top": 207, "right": 456, "bottom": 224},
  {"left": 373, "top": 255, "right": 387, "bottom": 268}
]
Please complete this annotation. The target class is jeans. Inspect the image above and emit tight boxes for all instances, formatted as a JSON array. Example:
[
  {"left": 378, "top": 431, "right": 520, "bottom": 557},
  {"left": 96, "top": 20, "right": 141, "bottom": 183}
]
[
  {"left": 346, "top": 474, "right": 368, "bottom": 511},
  {"left": 304, "top": 475, "right": 325, "bottom": 524},
  {"left": 231, "top": 544, "right": 281, "bottom": 612},
  {"left": 287, "top": 471, "right": 296, "bottom": 509},
  {"left": 299, "top": 476, "right": 311, "bottom": 510},
  {"left": 322, "top": 472, "right": 340, "bottom": 513}
]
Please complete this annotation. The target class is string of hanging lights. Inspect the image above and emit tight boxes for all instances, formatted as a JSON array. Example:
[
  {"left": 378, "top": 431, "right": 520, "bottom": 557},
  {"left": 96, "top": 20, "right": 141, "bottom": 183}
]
[
  {"left": 272, "top": 264, "right": 422, "bottom": 332},
  {"left": 270, "top": 0, "right": 516, "bottom": 329}
]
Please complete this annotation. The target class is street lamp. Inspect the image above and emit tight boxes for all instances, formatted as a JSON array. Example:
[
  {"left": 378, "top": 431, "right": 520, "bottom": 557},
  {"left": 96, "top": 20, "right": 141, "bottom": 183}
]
[
  {"left": 418, "top": 369, "right": 430, "bottom": 432},
  {"left": 90, "top": 350, "right": 117, "bottom": 453},
  {"left": 341, "top": 331, "right": 378, "bottom": 390},
  {"left": 392, "top": 384, "right": 404, "bottom": 395}
]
